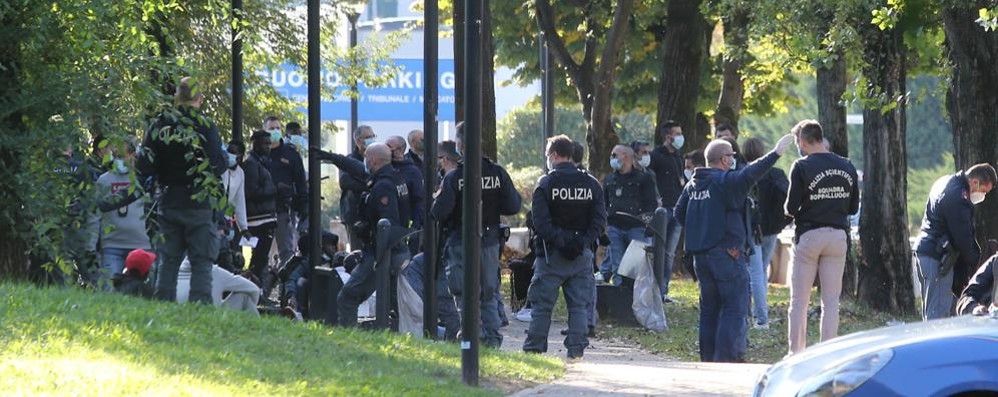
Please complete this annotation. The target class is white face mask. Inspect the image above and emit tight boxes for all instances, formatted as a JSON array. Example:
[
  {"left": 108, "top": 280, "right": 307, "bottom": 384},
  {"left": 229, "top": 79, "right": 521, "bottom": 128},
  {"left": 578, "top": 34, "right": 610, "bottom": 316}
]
[
  {"left": 730, "top": 157, "right": 737, "bottom": 170},
  {"left": 671, "top": 135, "right": 685, "bottom": 150},
  {"left": 638, "top": 154, "right": 651, "bottom": 168},
  {"left": 970, "top": 191, "right": 986, "bottom": 205},
  {"left": 546, "top": 157, "right": 554, "bottom": 171}
]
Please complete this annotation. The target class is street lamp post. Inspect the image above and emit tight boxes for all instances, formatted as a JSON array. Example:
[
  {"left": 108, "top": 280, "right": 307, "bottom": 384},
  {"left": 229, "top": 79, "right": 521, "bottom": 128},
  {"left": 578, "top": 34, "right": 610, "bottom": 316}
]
[{"left": 347, "top": 9, "right": 361, "bottom": 154}]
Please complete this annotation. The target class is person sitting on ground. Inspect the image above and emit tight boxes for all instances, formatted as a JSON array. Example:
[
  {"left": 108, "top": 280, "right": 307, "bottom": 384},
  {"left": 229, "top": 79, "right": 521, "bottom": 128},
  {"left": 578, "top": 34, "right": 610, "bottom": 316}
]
[
  {"left": 401, "top": 252, "right": 462, "bottom": 340},
  {"left": 279, "top": 230, "right": 339, "bottom": 318},
  {"left": 113, "top": 249, "right": 156, "bottom": 298},
  {"left": 176, "top": 257, "right": 262, "bottom": 316},
  {"left": 957, "top": 241, "right": 998, "bottom": 316}
]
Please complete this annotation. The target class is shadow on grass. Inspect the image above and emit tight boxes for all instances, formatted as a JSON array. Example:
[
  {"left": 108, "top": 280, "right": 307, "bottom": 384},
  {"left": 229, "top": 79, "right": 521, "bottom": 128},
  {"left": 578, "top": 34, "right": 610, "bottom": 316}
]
[{"left": 0, "top": 283, "right": 561, "bottom": 396}]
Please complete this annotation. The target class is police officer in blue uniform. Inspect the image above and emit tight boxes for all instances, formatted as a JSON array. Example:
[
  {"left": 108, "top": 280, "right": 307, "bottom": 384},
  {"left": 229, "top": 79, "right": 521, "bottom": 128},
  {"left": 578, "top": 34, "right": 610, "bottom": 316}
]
[
  {"left": 430, "top": 124, "right": 521, "bottom": 348},
  {"left": 914, "top": 163, "right": 996, "bottom": 319},
  {"left": 336, "top": 143, "right": 412, "bottom": 326},
  {"left": 524, "top": 135, "right": 606, "bottom": 359},
  {"left": 675, "top": 134, "right": 793, "bottom": 362}
]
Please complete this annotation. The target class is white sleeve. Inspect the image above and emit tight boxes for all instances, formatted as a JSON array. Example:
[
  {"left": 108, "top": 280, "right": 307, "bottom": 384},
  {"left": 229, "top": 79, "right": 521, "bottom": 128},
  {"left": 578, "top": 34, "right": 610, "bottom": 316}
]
[{"left": 234, "top": 167, "right": 248, "bottom": 231}]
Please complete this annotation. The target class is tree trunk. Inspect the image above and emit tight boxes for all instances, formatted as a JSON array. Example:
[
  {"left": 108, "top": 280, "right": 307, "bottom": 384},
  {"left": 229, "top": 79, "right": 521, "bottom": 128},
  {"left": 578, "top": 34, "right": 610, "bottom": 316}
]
[
  {"left": 535, "top": 0, "right": 633, "bottom": 179},
  {"left": 943, "top": 2, "right": 998, "bottom": 252},
  {"left": 857, "top": 21, "right": 915, "bottom": 315},
  {"left": 816, "top": 53, "right": 848, "bottom": 157},
  {"left": 0, "top": 6, "right": 30, "bottom": 280},
  {"left": 453, "top": 0, "right": 465, "bottom": 127},
  {"left": 656, "top": 0, "right": 711, "bottom": 150},
  {"left": 482, "top": 0, "right": 498, "bottom": 160},
  {"left": 714, "top": 4, "right": 750, "bottom": 134}
]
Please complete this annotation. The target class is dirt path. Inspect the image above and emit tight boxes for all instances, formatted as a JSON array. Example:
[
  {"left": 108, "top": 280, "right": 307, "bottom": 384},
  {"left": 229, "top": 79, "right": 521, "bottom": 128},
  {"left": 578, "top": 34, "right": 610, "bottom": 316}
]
[{"left": 501, "top": 316, "right": 768, "bottom": 396}]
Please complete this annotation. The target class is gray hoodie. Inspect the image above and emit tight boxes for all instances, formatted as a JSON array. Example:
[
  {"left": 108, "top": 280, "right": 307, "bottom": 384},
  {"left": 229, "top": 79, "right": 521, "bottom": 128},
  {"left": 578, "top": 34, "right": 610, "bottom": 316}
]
[{"left": 96, "top": 171, "right": 151, "bottom": 250}]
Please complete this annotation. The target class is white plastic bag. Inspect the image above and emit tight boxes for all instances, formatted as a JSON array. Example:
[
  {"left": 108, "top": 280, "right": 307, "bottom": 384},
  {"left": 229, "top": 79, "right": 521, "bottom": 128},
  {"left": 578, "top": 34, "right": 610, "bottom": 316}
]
[
  {"left": 630, "top": 248, "right": 668, "bottom": 332},
  {"left": 397, "top": 263, "right": 424, "bottom": 338}
]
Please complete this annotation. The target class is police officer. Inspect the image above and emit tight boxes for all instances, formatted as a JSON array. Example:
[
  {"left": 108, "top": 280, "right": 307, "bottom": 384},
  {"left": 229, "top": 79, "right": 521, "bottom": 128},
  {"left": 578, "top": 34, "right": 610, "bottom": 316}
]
[
  {"left": 784, "top": 120, "right": 859, "bottom": 354},
  {"left": 674, "top": 133, "right": 793, "bottom": 362},
  {"left": 524, "top": 135, "right": 606, "bottom": 359},
  {"left": 601, "top": 145, "right": 658, "bottom": 285},
  {"left": 914, "top": 163, "right": 996, "bottom": 320},
  {"left": 337, "top": 143, "right": 412, "bottom": 327},
  {"left": 430, "top": 123, "right": 521, "bottom": 348},
  {"left": 340, "top": 125, "right": 377, "bottom": 251},
  {"left": 137, "top": 77, "right": 227, "bottom": 303},
  {"left": 386, "top": 135, "right": 426, "bottom": 232}
]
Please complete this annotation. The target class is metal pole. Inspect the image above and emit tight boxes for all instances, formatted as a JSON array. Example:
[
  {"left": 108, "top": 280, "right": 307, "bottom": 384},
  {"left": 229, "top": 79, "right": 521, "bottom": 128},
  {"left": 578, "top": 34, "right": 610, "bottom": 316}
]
[
  {"left": 423, "top": 0, "right": 440, "bottom": 340},
  {"left": 542, "top": 38, "right": 554, "bottom": 141},
  {"left": 375, "top": 219, "right": 392, "bottom": 330},
  {"left": 306, "top": 0, "right": 322, "bottom": 297},
  {"left": 539, "top": 31, "right": 547, "bottom": 170},
  {"left": 461, "top": 0, "right": 482, "bottom": 387},
  {"left": 231, "top": 0, "right": 243, "bottom": 143},
  {"left": 652, "top": 208, "right": 668, "bottom": 291},
  {"left": 349, "top": 13, "right": 360, "bottom": 154}
]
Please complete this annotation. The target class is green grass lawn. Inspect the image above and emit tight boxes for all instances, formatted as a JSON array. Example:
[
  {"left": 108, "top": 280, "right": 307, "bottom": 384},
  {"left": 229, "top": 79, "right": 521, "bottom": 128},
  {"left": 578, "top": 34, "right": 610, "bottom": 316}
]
[
  {"left": 600, "top": 279, "right": 920, "bottom": 364},
  {"left": 0, "top": 283, "right": 562, "bottom": 396}
]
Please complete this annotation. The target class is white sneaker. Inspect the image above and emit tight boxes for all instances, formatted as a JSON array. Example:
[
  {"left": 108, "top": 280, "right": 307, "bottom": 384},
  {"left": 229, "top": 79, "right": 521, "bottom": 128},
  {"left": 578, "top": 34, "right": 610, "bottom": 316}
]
[
  {"left": 662, "top": 295, "right": 676, "bottom": 304},
  {"left": 515, "top": 308, "right": 532, "bottom": 322},
  {"left": 754, "top": 321, "right": 770, "bottom": 330}
]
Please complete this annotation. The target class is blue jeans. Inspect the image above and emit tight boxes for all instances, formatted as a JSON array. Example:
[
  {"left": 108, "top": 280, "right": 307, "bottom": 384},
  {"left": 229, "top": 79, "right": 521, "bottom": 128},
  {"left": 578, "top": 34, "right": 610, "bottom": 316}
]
[
  {"left": 748, "top": 244, "right": 769, "bottom": 325},
  {"left": 760, "top": 234, "right": 779, "bottom": 271},
  {"left": 605, "top": 225, "right": 649, "bottom": 285},
  {"left": 660, "top": 209, "right": 683, "bottom": 296},
  {"left": 100, "top": 247, "right": 133, "bottom": 291},
  {"left": 694, "top": 249, "right": 750, "bottom": 363}
]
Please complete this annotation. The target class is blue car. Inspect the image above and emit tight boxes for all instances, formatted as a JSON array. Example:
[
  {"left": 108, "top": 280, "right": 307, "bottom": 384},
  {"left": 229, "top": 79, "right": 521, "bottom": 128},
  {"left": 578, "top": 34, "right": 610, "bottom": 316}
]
[{"left": 754, "top": 314, "right": 998, "bottom": 397}]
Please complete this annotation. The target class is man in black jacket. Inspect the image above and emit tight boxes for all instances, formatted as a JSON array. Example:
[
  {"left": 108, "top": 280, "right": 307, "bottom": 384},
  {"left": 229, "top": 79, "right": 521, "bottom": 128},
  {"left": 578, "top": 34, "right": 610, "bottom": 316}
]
[
  {"left": 914, "top": 163, "right": 996, "bottom": 320},
  {"left": 137, "top": 77, "right": 227, "bottom": 303},
  {"left": 263, "top": 116, "right": 307, "bottom": 266},
  {"left": 648, "top": 120, "right": 685, "bottom": 301},
  {"left": 784, "top": 120, "right": 859, "bottom": 355},
  {"left": 340, "top": 125, "right": 377, "bottom": 251},
  {"left": 386, "top": 135, "right": 425, "bottom": 231},
  {"left": 957, "top": 252, "right": 998, "bottom": 316},
  {"left": 244, "top": 130, "right": 279, "bottom": 293}
]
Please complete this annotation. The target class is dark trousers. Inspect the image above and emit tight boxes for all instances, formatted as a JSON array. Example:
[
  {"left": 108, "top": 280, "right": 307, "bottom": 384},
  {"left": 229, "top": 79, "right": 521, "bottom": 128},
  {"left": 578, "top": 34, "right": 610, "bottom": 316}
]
[
  {"left": 155, "top": 207, "right": 219, "bottom": 304},
  {"left": 248, "top": 222, "right": 276, "bottom": 293},
  {"left": 337, "top": 246, "right": 410, "bottom": 327},
  {"left": 693, "top": 249, "right": 750, "bottom": 363},
  {"left": 523, "top": 249, "right": 595, "bottom": 355}
]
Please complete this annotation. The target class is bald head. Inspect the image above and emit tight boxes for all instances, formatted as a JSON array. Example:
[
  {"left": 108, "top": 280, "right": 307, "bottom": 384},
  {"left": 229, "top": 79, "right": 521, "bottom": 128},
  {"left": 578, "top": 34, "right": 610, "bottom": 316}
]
[
  {"left": 386, "top": 136, "right": 407, "bottom": 162},
  {"left": 611, "top": 144, "right": 637, "bottom": 173},
  {"left": 705, "top": 139, "right": 735, "bottom": 170},
  {"left": 407, "top": 129, "right": 424, "bottom": 156},
  {"left": 365, "top": 143, "right": 392, "bottom": 173}
]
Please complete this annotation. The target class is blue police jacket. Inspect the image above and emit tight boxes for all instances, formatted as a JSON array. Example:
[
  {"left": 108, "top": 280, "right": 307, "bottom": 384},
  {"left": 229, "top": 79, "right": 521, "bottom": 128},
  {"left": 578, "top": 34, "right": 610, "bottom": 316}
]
[
  {"left": 430, "top": 157, "right": 521, "bottom": 245},
  {"left": 532, "top": 162, "right": 607, "bottom": 250},
  {"left": 675, "top": 151, "right": 780, "bottom": 254},
  {"left": 915, "top": 171, "right": 980, "bottom": 270}
]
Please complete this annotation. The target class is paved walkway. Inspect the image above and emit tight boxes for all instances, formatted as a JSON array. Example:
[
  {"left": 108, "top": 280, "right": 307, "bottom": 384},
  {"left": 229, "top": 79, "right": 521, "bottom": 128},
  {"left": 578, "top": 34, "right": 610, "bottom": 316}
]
[{"left": 502, "top": 316, "right": 767, "bottom": 396}]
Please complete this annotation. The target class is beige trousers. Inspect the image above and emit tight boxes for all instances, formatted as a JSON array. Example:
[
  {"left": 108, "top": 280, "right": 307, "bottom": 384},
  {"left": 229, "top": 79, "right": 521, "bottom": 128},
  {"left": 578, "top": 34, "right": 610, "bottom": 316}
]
[{"left": 788, "top": 227, "right": 848, "bottom": 355}]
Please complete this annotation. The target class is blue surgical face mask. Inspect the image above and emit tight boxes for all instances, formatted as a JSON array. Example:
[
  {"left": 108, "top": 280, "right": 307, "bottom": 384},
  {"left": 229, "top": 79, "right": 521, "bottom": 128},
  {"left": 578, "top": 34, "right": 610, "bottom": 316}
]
[
  {"left": 609, "top": 158, "right": 622, "bottom": 171},
  {"left": 269, "top": 129, "right": 282, "bottom": 143},
  {"left": 226, "top": 152, "right": 237, "bottom": 168},
  {"left": 290, "top": 135, "right": 307, "bottom": 149},
  {"left": 730, "top": 157, "right": 738, "bottom": 170},
  {"left": 363, "top": 137, "right": 376, "bottom": 147},
  {"left": 639, "top": 154, "right": 651, "bottom": 168},
  {"left": 684, "top": 169, "right": 694, "bottom": 181},
  {"left": 671, "top": 135, "right": 685, "bottom": 150},
  {"left": 113, "top": 159, "right": 129, "bottom": 174}
]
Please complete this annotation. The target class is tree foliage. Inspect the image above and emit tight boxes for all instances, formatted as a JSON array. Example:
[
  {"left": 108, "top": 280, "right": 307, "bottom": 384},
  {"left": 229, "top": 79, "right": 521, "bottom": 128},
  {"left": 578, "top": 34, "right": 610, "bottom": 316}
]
[{"left": 0, "top": 0, "right": 402, "bottom": 279}]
